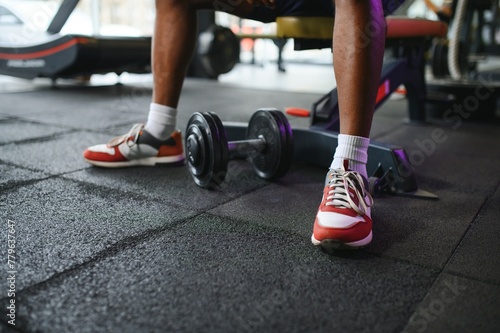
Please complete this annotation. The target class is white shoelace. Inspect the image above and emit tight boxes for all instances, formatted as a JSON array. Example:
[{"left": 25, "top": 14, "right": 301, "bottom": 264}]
[
  {"left": 107, "top": 123, "right": 143, "bottom": 148},
  {"left": 325, "top": 169, "right": 374, "bottom": 216}
]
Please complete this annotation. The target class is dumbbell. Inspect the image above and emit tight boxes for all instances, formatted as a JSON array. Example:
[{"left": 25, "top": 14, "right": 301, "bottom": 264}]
[{"left": 185, "top": 109, "right": 294, "bottom": 188}]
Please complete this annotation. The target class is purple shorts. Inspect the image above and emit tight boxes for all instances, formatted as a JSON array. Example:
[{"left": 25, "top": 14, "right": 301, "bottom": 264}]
[{"left": 245, "top": 0, "right": 406, "bottom": 23}]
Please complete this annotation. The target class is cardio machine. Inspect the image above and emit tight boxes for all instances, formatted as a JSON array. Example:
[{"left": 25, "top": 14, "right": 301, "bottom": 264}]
[
  {"left": 0, "top": 1, "right": 240, "bottom": 82},
  {"left": 0, "top": 0, "right": 151, "bottom": 81}
]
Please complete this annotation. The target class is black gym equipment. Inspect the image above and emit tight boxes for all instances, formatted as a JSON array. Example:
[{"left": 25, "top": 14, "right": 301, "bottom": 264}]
[
  {"left": 185, "top": 109, "right": 293, "bottom": 188},
  {"left": 0, "top": 3, "right": 239, "bottom": 81},
  {"left": 429, "top": 0, "right": 500, "bottom": 80},
  {"left": 427, "top": 0, "right": 500, "bottom": 121},
  {"left": 0, "top": 34, "right": 152, "bottom": 81},
  {"left": 187, "top": 10, "right": 240, "bottom": 80},
  {"left": 196, "top": 21, "right": 240, "bottom": 79},
  {"left": 218, "top": 17, "right": 449, "bottom": 199}
]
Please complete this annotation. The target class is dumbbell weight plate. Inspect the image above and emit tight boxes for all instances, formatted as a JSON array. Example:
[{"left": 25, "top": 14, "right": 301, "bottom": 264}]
[
  {"left": 431, "top": 39, "right": 449, "bottom": 79},
  {"left": 270, "top": 110, "right": 294, "bottom": 178},
  {"left": 185, "top": 112, "right": 229, "bottom": 188},
  {"left": 198, "top": 24, "right": 240, "bottom": 79},
  {"left": 246, "top": 109, "right": 294, "bottom": 180}
]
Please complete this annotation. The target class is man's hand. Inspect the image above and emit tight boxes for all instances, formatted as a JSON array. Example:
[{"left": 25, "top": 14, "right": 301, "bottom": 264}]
[{"left": 246, "top": 0, "right": 275, "bottom": 8}]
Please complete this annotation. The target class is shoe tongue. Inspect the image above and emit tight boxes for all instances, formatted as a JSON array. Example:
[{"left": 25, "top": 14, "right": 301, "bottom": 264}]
[
  {"left": 341, "top": 159, "right": 369, "bottom": 191},
  {"left": 136, "top": 129, "right": 164, "bottom": 149},
  {"left": 343, "top": 159, "right": 350, "bottom": 171},
  {"left": 108, "top": 124, "right": 143, "bottom": 147},
  {"left": 108, "top": 134, "right": 127, "bottom": 147},
  {"left": 324, "top": 170, "right": 336, "bottom": 186}
]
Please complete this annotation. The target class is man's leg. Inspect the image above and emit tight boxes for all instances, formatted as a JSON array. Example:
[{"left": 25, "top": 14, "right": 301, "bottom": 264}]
[
  {"left": 312, "top": 0, "right": 385, "bottom": 249},
  {"left": 151, "top": 0, "right": 255, "bottom": 108},
  {"left": 146, "top": 0, "right": 255, "bottom": 139},
  {"left": 334, "top": 0, "right": 385, "bottom": 138},
  {"left": 145, "top": 0, "right": 200, "bottom": 141},
  {"left": 83, "top": 0, "right": 255, "bottom": 168},
  {"left": 331, "top": 0, "right": 385, "bottom": 178}
]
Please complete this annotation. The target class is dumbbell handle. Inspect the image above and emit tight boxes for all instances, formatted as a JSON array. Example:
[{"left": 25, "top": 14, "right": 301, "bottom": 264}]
[{"left": 227, "top": 136, "right": 266, "bottom": 154}]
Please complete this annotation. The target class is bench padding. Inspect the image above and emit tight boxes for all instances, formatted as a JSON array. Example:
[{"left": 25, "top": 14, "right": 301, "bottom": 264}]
[{"left": 276, "top": 16, "right": 448, "bottom": 40}]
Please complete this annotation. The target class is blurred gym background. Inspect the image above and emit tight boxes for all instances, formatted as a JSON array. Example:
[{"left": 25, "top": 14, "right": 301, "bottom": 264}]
[{"left": 1, "top": 0, "right": 499, "bottom": 97}]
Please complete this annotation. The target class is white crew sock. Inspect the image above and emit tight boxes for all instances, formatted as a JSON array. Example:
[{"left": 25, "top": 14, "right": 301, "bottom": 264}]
[
  {"left": 330, "top": 134, "right": 370, "bottom": 179},
  {"left": 144, "top": 103, "right": 177, "bottom": 140}
]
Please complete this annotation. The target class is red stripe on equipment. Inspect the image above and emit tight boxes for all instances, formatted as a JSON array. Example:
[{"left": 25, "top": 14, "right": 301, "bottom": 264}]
[
  {"left": 375, "top": 80, "right": 390, "bottom": 105},
  {"left": 395, "top": 87, "right": 407, "bottom": 95},
  {"left": 285, "top": 107, "right": 310, "bottom": 117},
  {"left": 0, "top": 37, "right": 89, "bottom": 60}
]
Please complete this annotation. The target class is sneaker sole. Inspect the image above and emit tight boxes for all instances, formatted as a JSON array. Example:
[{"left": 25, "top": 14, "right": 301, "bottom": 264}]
[
  {"left": 85, "top": 154, "right": 185, "bottom": 168},
  {"left": 311, "top": 231, "right": 372, "bottom": 250}
]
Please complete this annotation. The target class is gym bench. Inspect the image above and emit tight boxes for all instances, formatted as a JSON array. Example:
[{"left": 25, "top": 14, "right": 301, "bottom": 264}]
[{"left": 224, "top": 16, "right": 447, "bottom": 198}]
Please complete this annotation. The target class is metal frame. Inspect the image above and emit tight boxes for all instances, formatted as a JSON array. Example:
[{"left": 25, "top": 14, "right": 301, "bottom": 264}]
[
  {"left": 310, "top": 38, "right": 430, "bottom": 132},
  {"left": 47, "top": 0, "right": 81, "bottom": 34}
]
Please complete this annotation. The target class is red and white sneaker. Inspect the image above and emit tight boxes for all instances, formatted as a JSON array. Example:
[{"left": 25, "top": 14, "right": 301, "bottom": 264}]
[
  {"left": 83, "top": 124, "right": 184, "bottom": 168},
  {"left": 311, "top": 163, "right": 374, "bottom": 250}
]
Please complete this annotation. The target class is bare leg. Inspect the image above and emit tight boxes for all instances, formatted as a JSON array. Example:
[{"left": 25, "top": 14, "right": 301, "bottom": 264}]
[
  {"left": 83, "top": 0, "right": 256, "bottom": 166},
  {"left": 310, "top": 0, "right": 386, "bottom": 250},
  {"left": 333, "top": 0, "right": 385, "bottom": 137},
  {"left": 152, "top": 0, "right": 254, "bottom": 107},
  {"left": 312, "top": 1, "right": 385, "bottom": 250},
  {"left": 153, "top": 0, "right": 385, "bottom": 130}
]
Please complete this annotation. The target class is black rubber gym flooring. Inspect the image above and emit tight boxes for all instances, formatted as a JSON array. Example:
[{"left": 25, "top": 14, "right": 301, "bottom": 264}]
[{"left": 1, "top": 77, "right": 499, "bottom": 333}]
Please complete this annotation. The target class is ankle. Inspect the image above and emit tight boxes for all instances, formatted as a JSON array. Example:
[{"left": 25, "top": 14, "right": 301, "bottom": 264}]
[
  {"left": 330, "top": 134, "right": 370, "bottom": 179},
  {"left": 145, "top": 103, "right": 177, "bottom": 140}
]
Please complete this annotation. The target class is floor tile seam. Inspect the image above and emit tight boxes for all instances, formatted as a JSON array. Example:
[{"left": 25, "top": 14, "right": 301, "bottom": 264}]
[
  {"left": 0, "top": 169, "right": 189, "bottom": 212},
  {"left": 4, "top": 120, "right": 149, "bottom": 136},
  {"left": 440, "top": 183, "right": 500, "bottom": 287},
  {"left": 199, "top": 182, "right": 274, "bottom": 211},
  {"left": 0, "top": 159, "right": 55, "bottom": 192},
  {"left": 0, "top": 113, "right": 78, "bottom": 130},
  {"left": 374, "top": 248, "right": 500, "bottom": 288},
  {"left": 2, "top": 163, "right": 93, "bottom": 181},
  {"left": 439, "top": 196, "right": 489, "bottom": 272},
  {"left": 200, "top": 211, "right": 447, "bottom": 274},
  {"left": 0, "top": 159, "right": 42, "bottom": 171},
  {"left": 202, "top": 210, "right": 313, "bottom": 242},
  {"left": 61, "top": 168, "right": 277, "bottom": 211},
  {"left": 398, "top": 267, "right": 456, "bottom": 333},
  {"left": 400, "top": 267, "right": 500, "bottom": 333},
  {"left": 0, "top": 117, "right": 71, "bottom": 128},
  {"left": 0, "top": 129, "right": 79, "bottom": 147},
  {"left": 58, "top": 174, "right": 191, "bottom": 211},
  {"left": 0, "top": 163, "right": 100, "bottom": 192},
  {"left": 0, "top": 213, "right": 203, "bottom": 300},
  {"left": 0, "top": 176, "right": 54, "bottom": 194},
  {"left": 441, "top": 270, "right": 500, "bottom": 288},
  {"left": 0, "top": 115, "right": 15, "bottom": 121},
  {"left": 1, "top": 116, "right": 137, "bottom": 135},
  {"left": 363, "top": 251, "right": 443, "bottom": 274}
]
